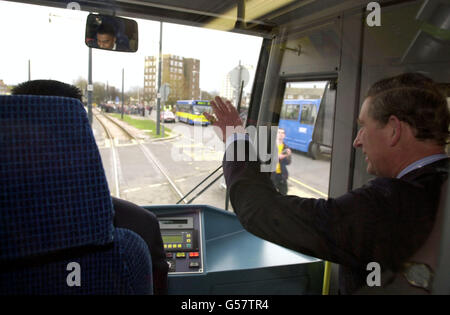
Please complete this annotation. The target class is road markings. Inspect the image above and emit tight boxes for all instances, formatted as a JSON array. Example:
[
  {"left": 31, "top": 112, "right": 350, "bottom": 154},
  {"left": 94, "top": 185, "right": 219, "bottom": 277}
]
[
  {"left": 180, "top": 146, "right": 224, "bottom": 161},
  {"left": 122, "top": 187, "right": 142, "bottom": 193},
  {"left": 123, "top": 183, "right": 170, "bottom": 193},
  {"left": 148, "top": 183, "right": 169, "bottom": 188},
  {"left": 288, "top": 177, "right": 328, "bottom": 198},
  {"left": 287, "top": 186, "right": 318, "bottom": 199}
]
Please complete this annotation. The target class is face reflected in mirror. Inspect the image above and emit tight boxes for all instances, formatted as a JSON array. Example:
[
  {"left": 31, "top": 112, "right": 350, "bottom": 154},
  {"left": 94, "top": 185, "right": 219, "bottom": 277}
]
[
  {"left": 85, "top": 14, "right": 138, "bottom": 52},
  {"left": 96, "top": 24, "right": 116, "bottom": 49}
]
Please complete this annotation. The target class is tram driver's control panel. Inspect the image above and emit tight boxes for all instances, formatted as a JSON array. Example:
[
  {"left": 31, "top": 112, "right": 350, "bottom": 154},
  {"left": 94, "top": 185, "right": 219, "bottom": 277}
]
[{"left": 158, "top": 213, "right": 203, "bottom": 274}]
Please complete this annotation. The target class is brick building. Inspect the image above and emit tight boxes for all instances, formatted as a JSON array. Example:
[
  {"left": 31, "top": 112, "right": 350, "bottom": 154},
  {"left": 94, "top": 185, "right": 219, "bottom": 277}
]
[{"left": 143, "top": 54, "right": 200, "bottom": 106}]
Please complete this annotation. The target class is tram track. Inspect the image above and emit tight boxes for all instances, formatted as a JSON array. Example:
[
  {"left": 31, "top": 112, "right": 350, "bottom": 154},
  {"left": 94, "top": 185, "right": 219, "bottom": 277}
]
[
  {"left": 93, "top": 111, "right": 122, "bottom": 198},
  {"left": 93, "top": 109, "right": 187, "bottom": 204}
]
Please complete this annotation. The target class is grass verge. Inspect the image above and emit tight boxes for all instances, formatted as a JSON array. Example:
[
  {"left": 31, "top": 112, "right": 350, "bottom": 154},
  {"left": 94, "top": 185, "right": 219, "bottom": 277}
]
[{"left": 109, "top": 113, "right": 172, "bottom": 139}]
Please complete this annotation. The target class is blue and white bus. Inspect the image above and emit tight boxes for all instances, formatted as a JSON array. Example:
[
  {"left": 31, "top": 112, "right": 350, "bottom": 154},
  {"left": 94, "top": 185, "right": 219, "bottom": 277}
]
[{"left": 279, "top": 99, "right": 321, "bottom": 158}]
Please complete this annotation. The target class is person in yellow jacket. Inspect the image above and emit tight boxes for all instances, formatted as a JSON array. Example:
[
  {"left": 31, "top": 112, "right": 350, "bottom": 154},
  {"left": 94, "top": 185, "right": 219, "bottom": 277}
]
[{"left": 271, "top": 128, "right": 292, "bottom": 195}]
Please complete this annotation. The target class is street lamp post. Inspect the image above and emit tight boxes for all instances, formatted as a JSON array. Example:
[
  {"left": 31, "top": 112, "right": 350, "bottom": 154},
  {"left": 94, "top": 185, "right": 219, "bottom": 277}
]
[
  {"left": 87, "top": 48, "right": 93, "bottom": 125},
  {"left": 156, "top": 22, "right": 163, "bottom": 135},
  {"left": 121, "top": 68, "right": 125, "bottom": 119}
]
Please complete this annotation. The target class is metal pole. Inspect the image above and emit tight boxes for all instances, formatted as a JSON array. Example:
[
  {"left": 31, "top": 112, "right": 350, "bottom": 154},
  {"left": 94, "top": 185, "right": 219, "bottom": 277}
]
[
  {"left": 121, "top": 68, "right": 124, "bottom": 119},
  {"left": 225, "top": 187, "right": 230, "bottom": 211},
  {"left": 28, "top": 59, "right": 31, "bottom": 81},
  {"left": 237, "top": 80, "right": 244, "bottom": 114},
  {"left": 156, "top": 21, "right": 163, "bottom": 135},
  {"left": 87, "top": 48, "right": 93, "bottom": 126},
  {"left": 235, "top": 60, "right": 242, "bottom": 108},
  {"left": 162, "top": 92, "right": 165, "bottom": 137},
  {"left": 143, "top": 73, "right": 146, "bottom": 116}
]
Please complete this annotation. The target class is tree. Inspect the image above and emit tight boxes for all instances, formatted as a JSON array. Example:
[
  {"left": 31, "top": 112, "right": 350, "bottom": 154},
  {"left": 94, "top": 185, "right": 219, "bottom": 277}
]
[
  {"left": 93, "top": 82, "right": 107, "bottom": 104},
  {"left": 200, "top": 90, "right": 218, "bottom": 101},
  {"left": 127, "top": 86, "right": 144, "bottom": 104},
  {"left": 73, "top": 77, "right": 87, "bottom": 101},
  {"left": 73, "top": 77, "right": 147, "bottom": 107}
]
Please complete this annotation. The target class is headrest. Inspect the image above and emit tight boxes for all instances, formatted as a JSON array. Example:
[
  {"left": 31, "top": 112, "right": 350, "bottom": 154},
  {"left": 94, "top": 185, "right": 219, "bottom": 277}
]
[{"left": 0, "top": 95, "right": 114, "bottom": 261}]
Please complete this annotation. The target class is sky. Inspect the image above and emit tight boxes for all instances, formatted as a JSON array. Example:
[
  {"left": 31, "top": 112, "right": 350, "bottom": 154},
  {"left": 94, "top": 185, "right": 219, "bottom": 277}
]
[{"left": 0, "top": 0, "right": 263, "bottom": 93}]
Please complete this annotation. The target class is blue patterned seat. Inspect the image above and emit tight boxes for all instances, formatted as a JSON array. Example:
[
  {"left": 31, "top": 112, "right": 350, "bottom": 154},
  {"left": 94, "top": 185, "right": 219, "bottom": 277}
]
[{"left": 0, "top": 95, "right": 152, "bottom": 294}]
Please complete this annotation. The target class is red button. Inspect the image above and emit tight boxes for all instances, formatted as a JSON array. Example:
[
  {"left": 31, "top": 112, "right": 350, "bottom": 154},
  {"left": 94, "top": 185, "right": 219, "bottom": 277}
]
[
  {"left": 189, "top": 252, "right": 199, "bottom": 258},
  {"left": 166, "top": 253, "right": 173, "bottom": 258}
]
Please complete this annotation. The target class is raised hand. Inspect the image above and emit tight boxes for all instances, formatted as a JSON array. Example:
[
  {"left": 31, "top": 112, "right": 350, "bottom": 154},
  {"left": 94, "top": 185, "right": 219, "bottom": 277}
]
[{"left": 203, "top": 96, "right": 245, "bottom": 142}]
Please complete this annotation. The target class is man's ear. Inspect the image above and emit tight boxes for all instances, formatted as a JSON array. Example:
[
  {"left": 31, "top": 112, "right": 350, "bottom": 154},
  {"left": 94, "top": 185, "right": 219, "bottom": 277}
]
[{"left": 387, "top": 115, "right": 401, "bottom": 146}]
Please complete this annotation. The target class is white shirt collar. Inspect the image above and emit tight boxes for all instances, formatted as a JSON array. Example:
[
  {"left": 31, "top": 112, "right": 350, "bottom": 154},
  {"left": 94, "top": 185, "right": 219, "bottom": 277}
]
[{"left": 396, "top": 154, "right": 448, "bottom": 178}]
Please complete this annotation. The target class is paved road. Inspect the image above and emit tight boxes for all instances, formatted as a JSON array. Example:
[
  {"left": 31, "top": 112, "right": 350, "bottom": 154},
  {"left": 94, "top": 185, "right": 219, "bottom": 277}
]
[{"left": 92, "top": 110, "right": 332, "bottom": 210}]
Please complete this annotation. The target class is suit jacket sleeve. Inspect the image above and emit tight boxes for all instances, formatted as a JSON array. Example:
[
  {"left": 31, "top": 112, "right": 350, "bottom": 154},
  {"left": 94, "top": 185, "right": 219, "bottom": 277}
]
[{"left": 222, "top": 139, "right": 422, "bottom": 270}]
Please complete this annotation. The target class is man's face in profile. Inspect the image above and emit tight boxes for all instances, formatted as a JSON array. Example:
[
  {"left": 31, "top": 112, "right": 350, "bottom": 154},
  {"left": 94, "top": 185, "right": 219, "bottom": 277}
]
[
  {"left": 97, "top": 33, "right": 116, "bottom": 49},
  {"left": 353, "top": 97, "right": 392, "bottom": 177}
]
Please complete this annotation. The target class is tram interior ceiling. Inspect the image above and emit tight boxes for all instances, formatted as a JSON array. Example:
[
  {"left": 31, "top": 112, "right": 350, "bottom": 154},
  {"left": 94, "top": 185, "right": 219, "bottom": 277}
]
[
  {"left": 10, "top": 0, "right": 393, "bottom": 36},
  {"left": 1, "top": 0, "right": 449, "bottom": 296}
]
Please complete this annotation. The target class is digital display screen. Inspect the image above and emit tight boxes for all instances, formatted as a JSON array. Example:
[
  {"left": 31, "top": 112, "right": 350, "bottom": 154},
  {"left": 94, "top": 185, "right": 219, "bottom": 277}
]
[
  {"left": 160, "top": 219, "right": 188, "bottom": 225},
  {"left": 162, "top": 235, "right": 183, "bottom": 243}
]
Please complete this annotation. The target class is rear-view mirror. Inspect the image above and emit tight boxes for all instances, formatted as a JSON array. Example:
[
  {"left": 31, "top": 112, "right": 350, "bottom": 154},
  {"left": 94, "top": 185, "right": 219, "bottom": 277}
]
[{"left": 85, "top": 14, "right": 138, "bottom": 52}]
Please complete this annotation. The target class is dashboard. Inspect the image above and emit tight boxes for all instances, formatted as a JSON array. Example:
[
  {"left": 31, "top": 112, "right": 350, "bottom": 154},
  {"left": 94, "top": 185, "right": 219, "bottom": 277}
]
[{"left": 146, "top": 205, "right": 324, "bottom": 294}]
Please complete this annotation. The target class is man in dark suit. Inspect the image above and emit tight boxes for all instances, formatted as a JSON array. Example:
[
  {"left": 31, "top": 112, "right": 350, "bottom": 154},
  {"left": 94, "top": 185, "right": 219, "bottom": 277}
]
[{"left": 204, "top": 73, "right": 449, "bottom": 294}]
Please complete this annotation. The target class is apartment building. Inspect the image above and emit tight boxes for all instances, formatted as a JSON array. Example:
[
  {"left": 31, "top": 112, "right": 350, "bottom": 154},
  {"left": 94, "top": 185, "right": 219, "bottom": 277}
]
[{"left": 143, "top": 54, "right": 200, "bottom": 105}]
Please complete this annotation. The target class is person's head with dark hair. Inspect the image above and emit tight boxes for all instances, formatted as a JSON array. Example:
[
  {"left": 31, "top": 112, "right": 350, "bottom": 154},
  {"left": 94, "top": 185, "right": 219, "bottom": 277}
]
[
  {"left": 12, "top": 80, "right": 82, "bottom": 101},
  {"left": 353, "top": 73, "right": 449, "bottom": 177},
  {"left": 96, "top": 23, "right": 117, "bottom": 49}
]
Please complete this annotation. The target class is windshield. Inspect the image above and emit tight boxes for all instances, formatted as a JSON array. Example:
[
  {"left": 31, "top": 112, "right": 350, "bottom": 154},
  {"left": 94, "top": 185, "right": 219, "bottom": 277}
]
[
  {"left": 193, "top": 105, "right": 212, "bottom": 115},
  {"left": 0, "top": 1, "right": 262, "bottom": 209}
]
